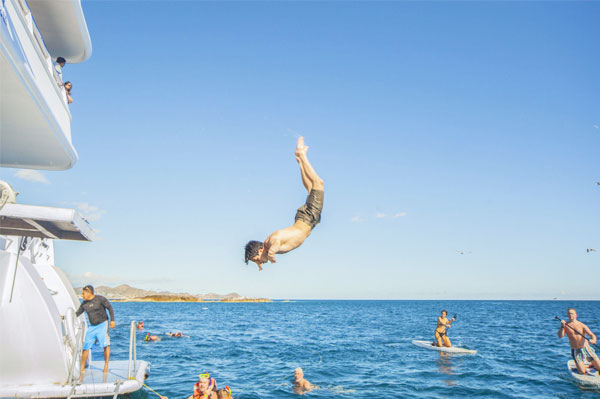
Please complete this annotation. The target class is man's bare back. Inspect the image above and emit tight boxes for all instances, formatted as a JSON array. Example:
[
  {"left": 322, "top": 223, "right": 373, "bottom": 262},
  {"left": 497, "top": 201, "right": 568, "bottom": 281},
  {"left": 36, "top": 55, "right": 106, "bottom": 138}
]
[{"left": 244, "top": 137, "right": 324, "bottom": 271}]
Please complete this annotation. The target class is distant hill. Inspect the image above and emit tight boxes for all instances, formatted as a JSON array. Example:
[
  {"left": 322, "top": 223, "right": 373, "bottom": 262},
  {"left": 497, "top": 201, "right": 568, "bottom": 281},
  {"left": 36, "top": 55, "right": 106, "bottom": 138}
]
[{"left": 74, "top": 284, "right": 266, "bottom": 302}]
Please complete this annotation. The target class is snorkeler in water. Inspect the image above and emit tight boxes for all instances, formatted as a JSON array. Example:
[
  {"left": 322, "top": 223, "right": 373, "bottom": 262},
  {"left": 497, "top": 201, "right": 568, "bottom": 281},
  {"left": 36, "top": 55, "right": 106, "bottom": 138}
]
[
  {"left": 188, "top": 373, "right": 217, "bottom": 399},
  {"left": 144, "top": 333, "right": 161, "bottom": 342},
  {"left": 166, "top": 331, "right": 190, "bottom": 338},
  {"left": 216, "top": 387, "right": 232, "bottom": 399}
]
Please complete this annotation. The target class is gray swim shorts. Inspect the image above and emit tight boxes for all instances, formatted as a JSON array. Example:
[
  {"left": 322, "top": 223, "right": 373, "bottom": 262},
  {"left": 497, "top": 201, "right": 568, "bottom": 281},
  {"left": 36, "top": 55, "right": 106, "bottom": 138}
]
[{"left": 295, "top": 189, "right": 324, "bottom": 230}]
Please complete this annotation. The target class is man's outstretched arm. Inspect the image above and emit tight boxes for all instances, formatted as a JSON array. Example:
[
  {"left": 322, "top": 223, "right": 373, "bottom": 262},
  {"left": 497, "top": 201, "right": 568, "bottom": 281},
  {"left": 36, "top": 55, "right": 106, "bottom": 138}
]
[{"left": 265, "top": 238, "right": 281, "bottom": 263}]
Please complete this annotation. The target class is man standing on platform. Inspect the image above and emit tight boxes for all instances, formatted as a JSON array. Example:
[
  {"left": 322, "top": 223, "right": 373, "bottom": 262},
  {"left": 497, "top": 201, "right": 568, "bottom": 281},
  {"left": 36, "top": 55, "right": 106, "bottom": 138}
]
[{"left": 76, "top": 285, "right": 115, "bottom": 375}]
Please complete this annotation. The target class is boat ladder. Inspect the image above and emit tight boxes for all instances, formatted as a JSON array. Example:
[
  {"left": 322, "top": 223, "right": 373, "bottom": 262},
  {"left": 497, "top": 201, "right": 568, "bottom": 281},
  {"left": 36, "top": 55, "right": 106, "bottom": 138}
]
[{"left": 65, "top": 380, "right": 123, "bottom": 399}]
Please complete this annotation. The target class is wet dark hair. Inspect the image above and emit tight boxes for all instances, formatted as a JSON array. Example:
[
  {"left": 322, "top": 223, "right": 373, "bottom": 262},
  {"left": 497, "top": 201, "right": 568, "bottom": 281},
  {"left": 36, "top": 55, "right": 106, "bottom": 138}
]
[
  {"left": 57, "top": 57, "right": 66, "bottom": 64},
  {"left": 244, "top": 241, "right": 263, "bottom": 264},
  {"left": 441, "top": 310, "right": 447, "bottom": 315}
]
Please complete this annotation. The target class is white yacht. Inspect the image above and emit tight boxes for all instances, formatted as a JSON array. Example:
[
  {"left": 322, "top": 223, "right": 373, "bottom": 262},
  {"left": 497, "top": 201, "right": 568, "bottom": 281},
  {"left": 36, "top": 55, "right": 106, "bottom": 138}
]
[{"left": 0, "top": 0, "right": 149, "bottom": 397}]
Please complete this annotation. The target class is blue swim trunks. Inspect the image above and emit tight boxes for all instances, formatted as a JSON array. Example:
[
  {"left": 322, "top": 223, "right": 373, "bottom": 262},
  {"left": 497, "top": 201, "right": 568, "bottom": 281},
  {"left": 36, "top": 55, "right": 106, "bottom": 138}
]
[{"left": 83, "top": 320, "right": 110, "bottom": 350}]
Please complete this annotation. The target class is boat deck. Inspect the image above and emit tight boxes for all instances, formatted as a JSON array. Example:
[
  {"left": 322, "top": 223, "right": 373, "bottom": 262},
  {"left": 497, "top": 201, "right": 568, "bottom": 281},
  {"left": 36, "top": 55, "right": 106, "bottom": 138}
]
[{"left": 0, "top": 360, "right": 150, "bottom": 398}]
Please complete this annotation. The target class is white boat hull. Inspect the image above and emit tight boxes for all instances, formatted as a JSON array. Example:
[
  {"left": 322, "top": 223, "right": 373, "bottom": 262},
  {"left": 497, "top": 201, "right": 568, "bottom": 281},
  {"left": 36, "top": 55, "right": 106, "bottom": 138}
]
[{"left": 0, "top": 360, "right": 150, "bottom": 398}]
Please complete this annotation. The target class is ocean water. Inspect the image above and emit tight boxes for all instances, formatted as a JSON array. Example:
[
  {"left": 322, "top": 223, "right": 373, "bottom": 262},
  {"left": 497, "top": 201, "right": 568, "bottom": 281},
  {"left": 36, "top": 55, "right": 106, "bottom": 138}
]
[{"left": 96, "top": 300, "right": 600, "bottom": 399}]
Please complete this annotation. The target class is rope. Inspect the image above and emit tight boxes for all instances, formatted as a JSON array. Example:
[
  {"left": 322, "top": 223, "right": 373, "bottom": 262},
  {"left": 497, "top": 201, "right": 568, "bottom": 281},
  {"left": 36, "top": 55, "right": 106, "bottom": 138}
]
[{"left": 89, "top": 366, "right": 166, "bottom": 398}]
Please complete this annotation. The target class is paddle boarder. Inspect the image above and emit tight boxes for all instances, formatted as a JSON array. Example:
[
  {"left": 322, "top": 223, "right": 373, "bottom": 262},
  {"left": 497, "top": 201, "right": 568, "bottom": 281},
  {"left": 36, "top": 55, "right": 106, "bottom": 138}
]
[
  {"left": 244, "top": 137, "right": 324, "bottom": 270},
  {"left": 558, "top": 308, "right": 600, "bottom": 375},
  {"left": 434, "top": 310, "right": 456, "bottom": 347}
]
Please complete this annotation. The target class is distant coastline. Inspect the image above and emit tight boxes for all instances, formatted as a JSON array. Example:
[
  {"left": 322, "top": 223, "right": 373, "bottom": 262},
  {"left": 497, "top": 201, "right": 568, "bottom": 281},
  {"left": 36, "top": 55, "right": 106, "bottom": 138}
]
[{"left": 75, "top": 284, "right": 271, "bottom": 303}]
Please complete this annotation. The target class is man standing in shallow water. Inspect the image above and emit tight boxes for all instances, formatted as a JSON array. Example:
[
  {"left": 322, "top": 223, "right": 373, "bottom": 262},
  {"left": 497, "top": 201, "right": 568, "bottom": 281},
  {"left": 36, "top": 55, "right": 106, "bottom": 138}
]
[
  {"left": 244, "top": 137, "right": 324, "bottom": 270},
  {"left": 558, "top": 308, "right": 600, "bottom": 375}
]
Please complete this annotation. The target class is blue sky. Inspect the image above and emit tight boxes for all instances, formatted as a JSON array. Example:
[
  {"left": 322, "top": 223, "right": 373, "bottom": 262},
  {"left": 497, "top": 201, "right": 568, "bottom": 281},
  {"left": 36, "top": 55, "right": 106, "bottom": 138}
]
[{"left": 2, "top": 1, "right": 599, "bottom": 299}]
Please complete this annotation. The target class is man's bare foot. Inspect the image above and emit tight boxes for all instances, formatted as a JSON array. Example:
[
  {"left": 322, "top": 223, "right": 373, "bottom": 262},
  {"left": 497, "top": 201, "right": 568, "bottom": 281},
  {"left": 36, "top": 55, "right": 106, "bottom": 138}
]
[
  {"left": 257, "top": 264, "right": 263, "bottom": 271},
  {"left": 295, "top": 136, "right": 309, "bottom": 158}
]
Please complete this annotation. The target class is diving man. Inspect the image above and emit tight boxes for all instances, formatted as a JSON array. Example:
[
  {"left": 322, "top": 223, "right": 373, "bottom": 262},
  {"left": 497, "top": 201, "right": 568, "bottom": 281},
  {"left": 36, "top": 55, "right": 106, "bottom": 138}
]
[{"left": 244, "top": 137, "right": 324, "bottom": 270}]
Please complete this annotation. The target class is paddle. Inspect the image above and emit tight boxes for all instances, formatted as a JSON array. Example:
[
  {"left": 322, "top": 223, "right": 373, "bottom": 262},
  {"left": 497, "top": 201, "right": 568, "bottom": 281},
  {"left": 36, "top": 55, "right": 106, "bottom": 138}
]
[{"left": 554, "top": 316, "right": 600, "bottom": 351}]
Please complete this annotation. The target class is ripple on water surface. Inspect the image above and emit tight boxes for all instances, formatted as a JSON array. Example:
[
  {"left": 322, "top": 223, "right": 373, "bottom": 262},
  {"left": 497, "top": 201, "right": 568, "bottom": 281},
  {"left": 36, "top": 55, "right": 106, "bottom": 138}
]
[{"left": 99, "top": 300, "right": 600, "bottom": 399}]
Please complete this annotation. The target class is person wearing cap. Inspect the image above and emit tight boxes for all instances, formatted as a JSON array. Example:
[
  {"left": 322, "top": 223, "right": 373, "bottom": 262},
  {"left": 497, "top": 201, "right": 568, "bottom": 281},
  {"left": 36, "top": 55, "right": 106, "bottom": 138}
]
[
  {"left": 54, "top": 56, "right": 66, "bottom": 84},
  {"left": 76, "top": 285, "right": 115, "bottom": 375}
]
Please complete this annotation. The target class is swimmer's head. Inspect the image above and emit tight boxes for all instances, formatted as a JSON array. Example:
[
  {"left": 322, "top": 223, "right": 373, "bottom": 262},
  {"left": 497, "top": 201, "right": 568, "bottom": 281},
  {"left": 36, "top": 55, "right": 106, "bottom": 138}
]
[
  {"left": 294, "top": 367, "right": 304, "bottom": 381},
  {"left": 197, "top": 373, "right": 211, "bottom": 392},
  {"left": 441, "top": 310, "right": 447, "bottom": 317},
  {"left": 216, "top": 387, "right": 231, "bottom": 399},
  {"left": 244, "top": 241, "right": 264, "bottom": 265}
]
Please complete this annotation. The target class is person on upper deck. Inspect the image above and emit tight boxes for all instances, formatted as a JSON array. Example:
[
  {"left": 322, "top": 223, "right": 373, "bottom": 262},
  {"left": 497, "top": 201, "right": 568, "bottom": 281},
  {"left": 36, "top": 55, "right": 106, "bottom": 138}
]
[
  {"left": 76, "top": 285, "right": 115, "bottom": 375},
  {"left": 244, "top": 137, "right": 324, "bottom": 271},
  {"left": 64, "top": 81, "right": 73, "bottom": 104},
  {"left": 54, "top": 57, "right": 66, "bottom": 84}
]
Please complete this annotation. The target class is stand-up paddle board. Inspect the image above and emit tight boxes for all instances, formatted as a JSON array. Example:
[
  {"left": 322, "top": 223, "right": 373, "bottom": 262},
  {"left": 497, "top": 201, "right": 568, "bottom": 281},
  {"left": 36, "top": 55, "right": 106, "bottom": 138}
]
[
  {"left": 412, "top": 340, "right": 477, "bottom": 354},
  {"left": 568, "top": 360, "right": 600, "bottom": 387}
]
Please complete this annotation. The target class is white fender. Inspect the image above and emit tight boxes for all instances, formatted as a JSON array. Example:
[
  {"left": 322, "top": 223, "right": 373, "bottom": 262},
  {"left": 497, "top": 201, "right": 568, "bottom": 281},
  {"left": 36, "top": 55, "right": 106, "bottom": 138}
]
[{"left": 0, "top": 180, "right": 18, "bottom": 205}]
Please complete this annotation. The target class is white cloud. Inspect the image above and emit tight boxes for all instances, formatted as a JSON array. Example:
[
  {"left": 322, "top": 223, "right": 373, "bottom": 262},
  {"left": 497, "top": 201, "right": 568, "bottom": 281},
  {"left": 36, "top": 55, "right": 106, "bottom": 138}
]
[
  {"left": 14, "top": 169, "right": 50, "bottom": 184},
  {"left": 73, "top": 202, "right": 107, "bottom": 222},
  {"left": 351, "top": 215, "right": 366, "bottom": 222},
  {"left": 594, "top": 124, "right": 599, "bottom": 129},
  {"left": 376, "top": 212, "right": 407, "bottom": 219}
]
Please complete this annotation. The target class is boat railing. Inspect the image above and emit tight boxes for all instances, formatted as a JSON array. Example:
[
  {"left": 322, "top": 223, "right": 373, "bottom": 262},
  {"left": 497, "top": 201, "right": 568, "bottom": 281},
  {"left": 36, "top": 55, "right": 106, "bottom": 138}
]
[
  {"left": 128, "top": 321, "right": 137, "bottom": 378},
  {"left": 12, "top": 0, "right": 69, "bottom": 106},
  {"left": 65, "top": 314, "right": 85, "bottom": 385}
]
